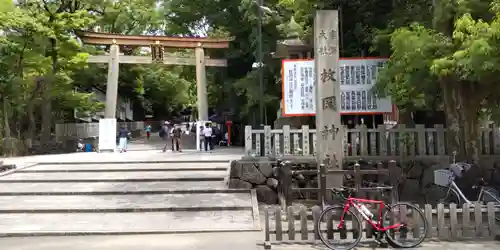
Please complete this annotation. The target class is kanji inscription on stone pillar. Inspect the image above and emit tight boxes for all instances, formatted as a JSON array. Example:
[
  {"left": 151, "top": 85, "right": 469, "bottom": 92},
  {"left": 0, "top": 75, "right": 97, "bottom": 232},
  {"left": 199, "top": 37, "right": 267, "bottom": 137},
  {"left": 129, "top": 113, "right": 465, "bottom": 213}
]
[{"left": 314, "top": 10, "right": 343, "bottom": 188}]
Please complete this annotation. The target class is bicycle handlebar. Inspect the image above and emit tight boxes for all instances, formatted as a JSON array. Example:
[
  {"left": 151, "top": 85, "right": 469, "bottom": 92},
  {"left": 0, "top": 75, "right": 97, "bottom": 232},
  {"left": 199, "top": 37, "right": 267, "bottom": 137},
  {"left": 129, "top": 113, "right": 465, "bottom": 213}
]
[
  {"left": 329, "top": 182, "right": 394, "bottom": 200},
  {"left": 363, "top": 181, "right": 393, "bottom": 191}
]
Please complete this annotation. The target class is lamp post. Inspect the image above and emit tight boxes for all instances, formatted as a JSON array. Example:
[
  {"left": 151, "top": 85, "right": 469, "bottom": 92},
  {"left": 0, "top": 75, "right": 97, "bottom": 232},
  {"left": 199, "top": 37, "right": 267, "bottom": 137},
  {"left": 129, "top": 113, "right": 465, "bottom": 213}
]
[
  {"left": 251, "top": 1, "right": 277, "bottom": 127},
  {"left": 257, "top": 0, "right": 264, "bottom": 127}
]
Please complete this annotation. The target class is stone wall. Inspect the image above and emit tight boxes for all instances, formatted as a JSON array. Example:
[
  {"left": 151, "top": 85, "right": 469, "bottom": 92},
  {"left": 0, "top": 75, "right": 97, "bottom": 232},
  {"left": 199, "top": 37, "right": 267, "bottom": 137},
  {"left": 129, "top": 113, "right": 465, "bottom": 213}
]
[
  {"left": 229, "top": 161, "right": 279, "bottom": 204},
  {"left": 229, "top": 158, "right": 500, "bottom": 205}
]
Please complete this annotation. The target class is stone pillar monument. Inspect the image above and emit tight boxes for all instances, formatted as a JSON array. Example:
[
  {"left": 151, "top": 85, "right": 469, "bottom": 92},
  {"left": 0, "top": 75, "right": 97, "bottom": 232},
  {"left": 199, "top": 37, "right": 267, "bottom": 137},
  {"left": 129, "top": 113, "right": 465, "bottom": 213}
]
[{"left": 314, "top": 10, "right": 344, "bottom": 187}]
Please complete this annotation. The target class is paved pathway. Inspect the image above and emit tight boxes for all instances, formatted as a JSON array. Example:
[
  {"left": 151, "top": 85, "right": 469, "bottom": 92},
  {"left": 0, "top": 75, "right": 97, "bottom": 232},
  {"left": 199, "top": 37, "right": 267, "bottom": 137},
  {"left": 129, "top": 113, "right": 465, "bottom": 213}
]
[
  {"left": 0, "top": 146, "right": 260, "bottom": 236},
  {"left": 265, "top": 241, "right": 500, "bottom": 250}
]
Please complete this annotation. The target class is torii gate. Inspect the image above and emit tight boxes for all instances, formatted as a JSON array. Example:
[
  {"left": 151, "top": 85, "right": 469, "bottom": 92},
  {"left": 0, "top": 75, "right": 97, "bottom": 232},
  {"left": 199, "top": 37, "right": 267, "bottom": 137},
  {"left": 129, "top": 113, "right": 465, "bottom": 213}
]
[{"left": 80, "top": 32, "right": 233, "bottom": 151}]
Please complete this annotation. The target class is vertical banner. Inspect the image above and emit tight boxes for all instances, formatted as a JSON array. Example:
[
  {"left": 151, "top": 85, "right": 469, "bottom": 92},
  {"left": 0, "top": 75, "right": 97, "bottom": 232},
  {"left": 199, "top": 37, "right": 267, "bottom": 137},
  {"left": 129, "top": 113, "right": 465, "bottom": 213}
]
[{"left": 314, "top": 10, "right": 344, "bottom": 188}]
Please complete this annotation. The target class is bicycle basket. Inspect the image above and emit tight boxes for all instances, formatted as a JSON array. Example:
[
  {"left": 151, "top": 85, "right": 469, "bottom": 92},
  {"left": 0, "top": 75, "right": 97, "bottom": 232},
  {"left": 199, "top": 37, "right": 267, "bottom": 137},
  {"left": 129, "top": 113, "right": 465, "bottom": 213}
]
[{"left": 434, "top": 169, "right": 453, "bottom": 187}]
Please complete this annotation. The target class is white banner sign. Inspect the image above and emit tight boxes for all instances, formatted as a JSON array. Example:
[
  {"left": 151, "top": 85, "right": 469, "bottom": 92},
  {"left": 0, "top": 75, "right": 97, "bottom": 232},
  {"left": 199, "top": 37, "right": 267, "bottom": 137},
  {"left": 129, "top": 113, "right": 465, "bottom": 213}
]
[
  {"left": 281, "top": 60, "right": 315, "bottom": 116},
  {"left": 98, "top": 118, "right": 117, "bottom": 152},
  {"left": 281, "top": 58, "right": 393, "bottom": 116}
]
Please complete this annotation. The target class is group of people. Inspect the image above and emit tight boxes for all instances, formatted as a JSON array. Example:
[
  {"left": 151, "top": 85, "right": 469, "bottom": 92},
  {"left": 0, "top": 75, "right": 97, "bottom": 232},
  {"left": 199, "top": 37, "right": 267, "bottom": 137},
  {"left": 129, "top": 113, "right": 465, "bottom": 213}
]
[
  {"left": 157, "top": 121, "right": 223, "bottom": 152},
  {"left": 158, "top": 121, "right": 183, "bottom": 152},
  {"left": 118, "top": 121, "right": 226, "bottom": 153}
]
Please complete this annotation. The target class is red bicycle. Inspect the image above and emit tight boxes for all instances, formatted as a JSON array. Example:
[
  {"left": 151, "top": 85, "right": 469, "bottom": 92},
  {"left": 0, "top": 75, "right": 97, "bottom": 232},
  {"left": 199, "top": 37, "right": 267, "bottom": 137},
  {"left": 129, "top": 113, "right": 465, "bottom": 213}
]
[{"left": 316, "top": 186, "right": 428, "bottom": 250}]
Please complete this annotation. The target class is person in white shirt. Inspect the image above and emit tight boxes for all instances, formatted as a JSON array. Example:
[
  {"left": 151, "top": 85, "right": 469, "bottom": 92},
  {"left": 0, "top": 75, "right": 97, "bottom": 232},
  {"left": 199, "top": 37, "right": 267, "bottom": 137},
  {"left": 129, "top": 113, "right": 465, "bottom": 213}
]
[{"left": 202, "top": 123, "right": 213, "bottom": 151}]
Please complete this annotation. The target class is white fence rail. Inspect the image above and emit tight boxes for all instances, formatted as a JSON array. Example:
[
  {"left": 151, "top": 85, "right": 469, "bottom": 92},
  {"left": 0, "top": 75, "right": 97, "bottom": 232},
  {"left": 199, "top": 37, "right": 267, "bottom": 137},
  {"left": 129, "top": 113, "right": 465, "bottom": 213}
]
[
  {"left": 55, "top": 121, "right": 144, "bottom": 139},
  {"left": 245, "top": 124, "right": 500, "bottom": 158}
]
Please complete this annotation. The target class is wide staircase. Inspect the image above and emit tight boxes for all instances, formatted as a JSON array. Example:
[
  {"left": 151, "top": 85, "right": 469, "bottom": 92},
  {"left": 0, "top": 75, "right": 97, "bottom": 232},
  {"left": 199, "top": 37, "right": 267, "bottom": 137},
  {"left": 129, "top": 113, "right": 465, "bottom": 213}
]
[{"left": 0, "top": 145, "right": 259, "bottom": 236}]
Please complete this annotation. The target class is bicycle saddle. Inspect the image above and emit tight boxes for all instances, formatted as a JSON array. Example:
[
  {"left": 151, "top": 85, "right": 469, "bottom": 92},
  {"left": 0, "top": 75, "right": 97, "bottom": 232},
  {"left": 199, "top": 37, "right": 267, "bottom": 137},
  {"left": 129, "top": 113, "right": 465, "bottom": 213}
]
[
  {"left": 277, "top": 160, "right": 291, "bottom": 166},
  {"left": 331, "top": 187, "right": 356, "bottom": 193}
]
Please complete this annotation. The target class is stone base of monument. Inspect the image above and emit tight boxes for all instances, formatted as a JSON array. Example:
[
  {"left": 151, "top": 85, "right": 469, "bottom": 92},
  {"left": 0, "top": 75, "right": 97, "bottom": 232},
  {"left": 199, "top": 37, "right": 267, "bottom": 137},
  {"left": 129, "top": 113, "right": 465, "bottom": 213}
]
[{"left": 228, "top": 160, "right": 319, "bottom": 204}]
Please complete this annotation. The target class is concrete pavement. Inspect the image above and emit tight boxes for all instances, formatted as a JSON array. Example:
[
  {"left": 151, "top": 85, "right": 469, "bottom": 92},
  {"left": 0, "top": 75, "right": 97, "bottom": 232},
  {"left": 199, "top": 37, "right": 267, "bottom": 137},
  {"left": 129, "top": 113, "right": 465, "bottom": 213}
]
[{"left": 0, "top": 233, "right": 498, "bottom": 250}]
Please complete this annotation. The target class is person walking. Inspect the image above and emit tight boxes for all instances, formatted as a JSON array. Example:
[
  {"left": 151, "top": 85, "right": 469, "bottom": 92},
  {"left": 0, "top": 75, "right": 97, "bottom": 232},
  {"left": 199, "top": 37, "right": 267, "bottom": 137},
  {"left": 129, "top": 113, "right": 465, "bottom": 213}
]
[
  {"left": 161, "top": 121, "right": 171, "bottom": 152},
  {"left": 199, "top": 125, "right": 206, "bottom": 151},
  {"left": 118, "top": 126, "right": 131, "bottom": 153},
  {"left": 145, "top": 124, "right": 152, "bottom": 140},
  {"left": 170, "top": 125, "right": 183, "bottom": 152},
  {"left": 202, "top": 123, "right": 213, "bottom": 151}
]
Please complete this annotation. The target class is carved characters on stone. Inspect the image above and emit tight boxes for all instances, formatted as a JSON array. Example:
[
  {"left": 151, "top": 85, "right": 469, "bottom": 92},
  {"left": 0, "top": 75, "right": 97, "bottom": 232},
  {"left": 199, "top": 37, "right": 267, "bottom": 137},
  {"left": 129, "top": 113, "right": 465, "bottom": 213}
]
[
  {"left": 318, "top": 29, "right": 337, "bottom": 40},
  {"left": 317, "top": 45, "right": 337, "bottom": 56},
  {"left": 320, "top": 68, "right": 336, "bottom": 84},
  {"left": 317, "top": 29, "right": 338, "bottom": 56},
  {"left": 320, "top": 124, "right": 340, "bottom": 140},
  {"left": 322, "top": 96, "right": 337, "bottom": 110}
]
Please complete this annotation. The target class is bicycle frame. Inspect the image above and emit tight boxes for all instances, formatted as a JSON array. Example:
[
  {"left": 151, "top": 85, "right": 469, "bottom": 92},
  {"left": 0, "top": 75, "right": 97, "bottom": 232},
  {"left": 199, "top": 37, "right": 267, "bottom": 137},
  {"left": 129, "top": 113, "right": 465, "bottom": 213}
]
[{"left": 337, "top": 197, "right": 402, "bottom": 232}]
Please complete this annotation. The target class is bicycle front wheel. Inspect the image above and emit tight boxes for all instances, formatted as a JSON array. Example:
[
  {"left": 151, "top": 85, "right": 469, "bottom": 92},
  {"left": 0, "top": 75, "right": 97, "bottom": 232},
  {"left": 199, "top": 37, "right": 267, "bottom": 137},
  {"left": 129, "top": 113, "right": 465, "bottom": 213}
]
[
  {"left": 383, "top": 202, "right": 428, "bottom": 248},
  {"left": 316, "top": 205, "right": 362, "bottom": 250}
]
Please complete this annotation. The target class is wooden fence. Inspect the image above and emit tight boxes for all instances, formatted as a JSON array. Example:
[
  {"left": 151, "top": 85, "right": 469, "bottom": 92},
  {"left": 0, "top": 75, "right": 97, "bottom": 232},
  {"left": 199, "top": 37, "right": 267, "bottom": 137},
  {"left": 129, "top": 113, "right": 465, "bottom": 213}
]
[
  {"left": 55, "top": 121, "right": 145, "bottom": 139},
  {"left": 263, "top": 202, "right": 500, "bottom": 248},
  {"left": 278, "top": 162, "right": 400, "bottom": 209},
  {"left": 245, "top": 124, "right": 500, "bottom": 158}
]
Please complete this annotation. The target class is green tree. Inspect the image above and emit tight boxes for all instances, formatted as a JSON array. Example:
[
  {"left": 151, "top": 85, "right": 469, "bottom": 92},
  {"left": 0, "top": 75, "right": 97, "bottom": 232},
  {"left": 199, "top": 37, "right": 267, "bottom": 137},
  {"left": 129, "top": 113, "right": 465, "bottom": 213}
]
[{"left": 376, "top": 0, "right": 500, "bottom": 163}]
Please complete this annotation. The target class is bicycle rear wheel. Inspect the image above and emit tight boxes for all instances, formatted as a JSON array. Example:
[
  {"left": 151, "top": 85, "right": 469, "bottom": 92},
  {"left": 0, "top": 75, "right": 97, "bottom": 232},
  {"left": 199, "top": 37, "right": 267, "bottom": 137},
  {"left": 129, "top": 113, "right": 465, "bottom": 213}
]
[
  {"left": 424, "top": 184, "right": 461, "bottom": 206},
  {"left": 383, "top": 202, "right": 428, "bottom": 248},
  {"left": 481, "top": 188, "right": 500, "bottom": 221},
  {"left": 316, "top": 205, "right": 362, "bottom": 250}
]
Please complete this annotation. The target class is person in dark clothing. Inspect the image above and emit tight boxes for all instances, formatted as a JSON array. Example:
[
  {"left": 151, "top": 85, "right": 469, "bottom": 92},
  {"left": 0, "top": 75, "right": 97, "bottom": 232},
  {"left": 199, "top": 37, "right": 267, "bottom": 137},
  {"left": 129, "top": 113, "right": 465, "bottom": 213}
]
[
  {"left": 211, "top": 124, "right": 220, "bottom": 149},
  {"left": 118, "top": 126, "right": 130, "bottom": 153},
  {"left": 170, "top": 125, "right": 183, "bottom": 152}
]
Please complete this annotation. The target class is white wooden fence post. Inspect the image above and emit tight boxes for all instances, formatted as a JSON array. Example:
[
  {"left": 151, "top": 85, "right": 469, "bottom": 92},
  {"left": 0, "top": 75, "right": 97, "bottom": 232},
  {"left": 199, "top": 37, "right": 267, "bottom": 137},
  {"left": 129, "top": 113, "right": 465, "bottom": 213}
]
[
  {"left": 302, "top": 125, "right": 310, "bottom": 156},
  {"left": 245, "top": 125, "right": 253, "bottom": 155},
  {"left": 264, "top": 125, "right": 272, "bottom": 156},
  {"left": 283, "top": 125, "right": 291, "bottom": 155}
]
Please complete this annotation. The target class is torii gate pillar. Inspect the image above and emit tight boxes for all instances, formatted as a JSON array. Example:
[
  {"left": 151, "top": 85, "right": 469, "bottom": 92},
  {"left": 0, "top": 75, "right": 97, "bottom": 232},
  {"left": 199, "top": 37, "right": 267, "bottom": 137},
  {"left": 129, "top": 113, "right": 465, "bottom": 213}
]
[
  {"left": 104, "top": 44, "right": 120, "bottom": 118},
  {"left": 195, "top": 45, "right": 208, "bottom": 121}
]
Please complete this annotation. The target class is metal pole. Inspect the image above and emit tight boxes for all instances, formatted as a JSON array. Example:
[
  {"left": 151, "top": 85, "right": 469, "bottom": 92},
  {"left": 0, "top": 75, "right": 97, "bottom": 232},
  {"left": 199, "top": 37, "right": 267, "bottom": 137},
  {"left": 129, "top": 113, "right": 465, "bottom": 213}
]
[{"left": 257, "top": 0, "right": 264, "bottom": 127}]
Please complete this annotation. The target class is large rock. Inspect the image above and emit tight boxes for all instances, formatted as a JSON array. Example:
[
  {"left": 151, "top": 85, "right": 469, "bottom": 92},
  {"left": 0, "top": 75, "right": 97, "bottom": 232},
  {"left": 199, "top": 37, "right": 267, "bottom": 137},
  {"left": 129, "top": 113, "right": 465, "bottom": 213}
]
[
  {"left": 266, "top": 178, "right": 279, "bottom": 189},
  {"left": 229, "top": 160, "right": 243, "bottom": 179},
  {"left": 258, "top": 162, "right": 273, "bottom": 177},
  {"left": 228, "top": 179, "right": 253, "bottom": 189},
  {"left": 241, "top": 163, "right": 267, "bottom": 184},
  {"left": 255, "top": 185, "right": 278, "bottom": 204}
]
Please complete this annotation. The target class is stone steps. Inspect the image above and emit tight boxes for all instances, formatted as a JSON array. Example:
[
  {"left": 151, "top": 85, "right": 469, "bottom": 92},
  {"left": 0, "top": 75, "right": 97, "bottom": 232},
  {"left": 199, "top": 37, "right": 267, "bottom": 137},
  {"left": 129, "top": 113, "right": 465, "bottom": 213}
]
[
  {"left": 0, "top": 170, "right": 226, "bottom": 182},
  {"left": 0, "top": 161, "right": 260, "bottom": 236},
  {"left": 0, "top": 181, "right": 228, "bottom": 194},
  {"left": 18, "top": 162, "right": 227, "bottom": 172}
]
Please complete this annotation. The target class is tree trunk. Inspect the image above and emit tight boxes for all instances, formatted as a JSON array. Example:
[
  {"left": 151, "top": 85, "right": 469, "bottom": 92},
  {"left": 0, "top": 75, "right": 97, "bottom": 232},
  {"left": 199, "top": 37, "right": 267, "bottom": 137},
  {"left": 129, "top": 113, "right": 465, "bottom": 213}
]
[
  {"left": 41, "top": 38, "right": 57, "bottom": 143},
  {"left": 396, "top": 109, "right": 415, "bottom": 128},
  {"left": 457, "top": 84, "right": 481, "bottom": 163},
  {"left": 2, "top": 98, "right": 13, "bottom": 157},
  {"left": 441, "top": 79, "right": 481, "bottom": 164}
]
